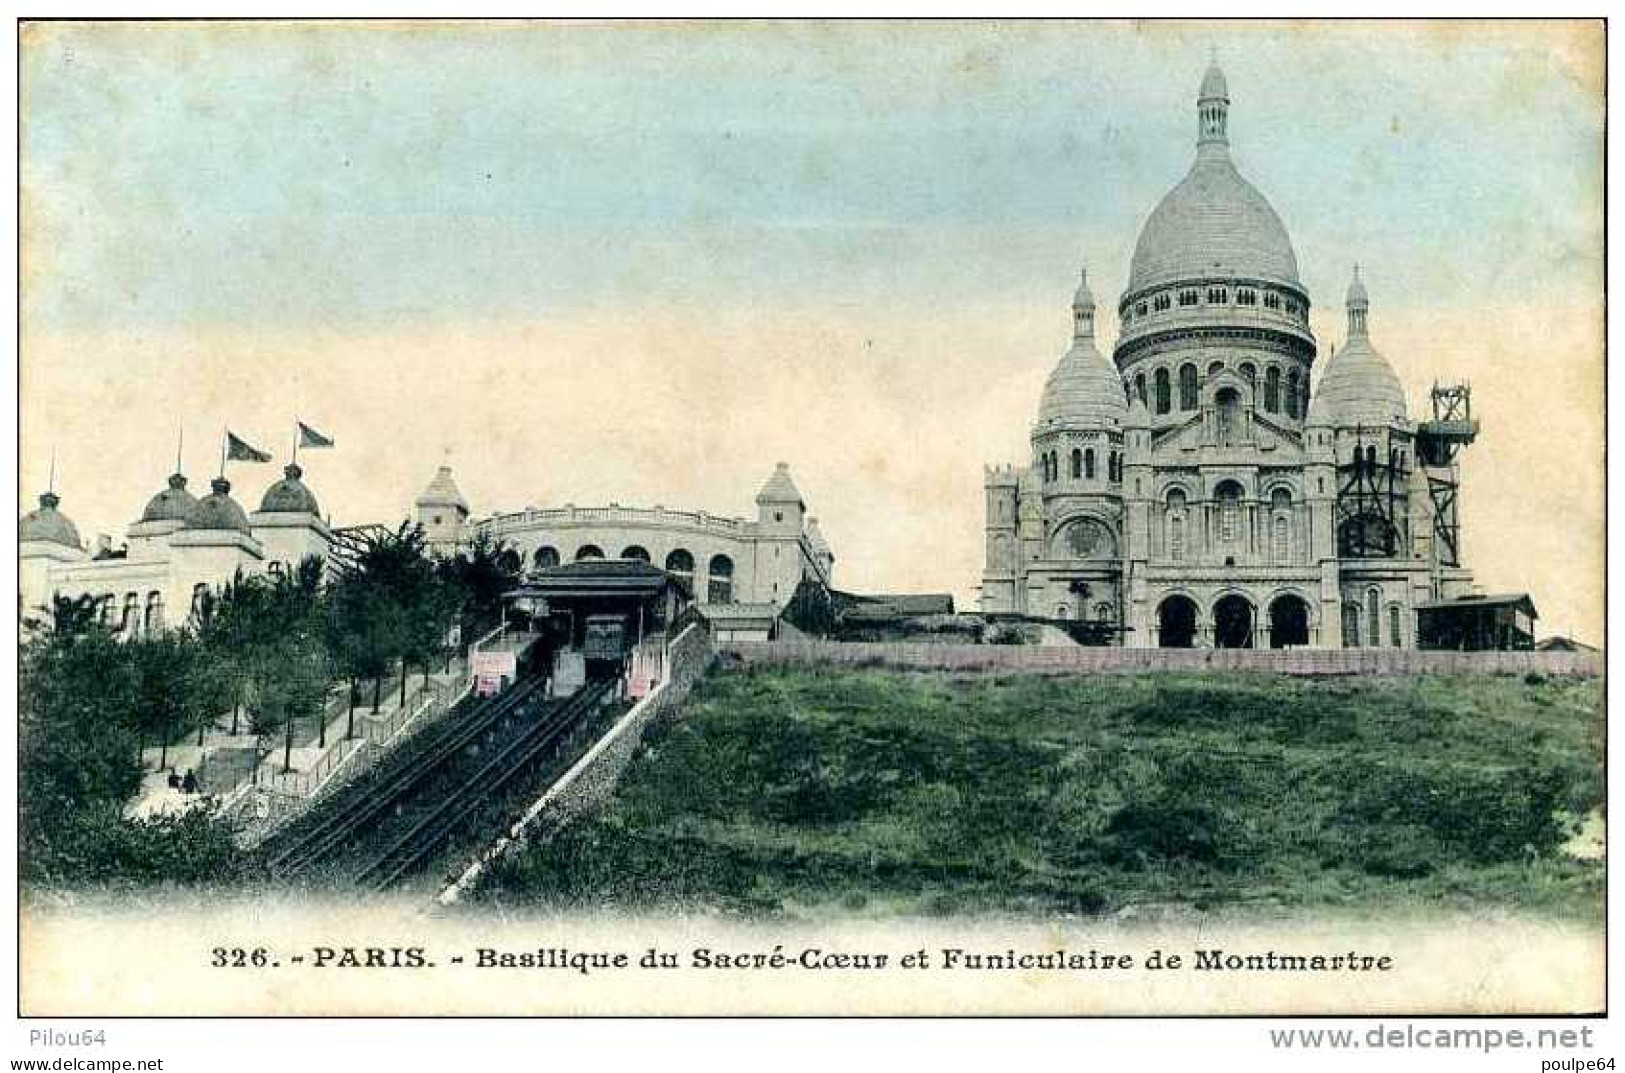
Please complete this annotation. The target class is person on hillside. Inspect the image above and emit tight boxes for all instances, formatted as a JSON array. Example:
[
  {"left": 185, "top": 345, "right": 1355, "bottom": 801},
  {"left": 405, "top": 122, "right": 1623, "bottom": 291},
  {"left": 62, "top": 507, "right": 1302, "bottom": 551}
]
[
  {"left": 181, "top": 769, "right": 198, "bottom": 794},
  {"left": 166, "top": 769, "right": 181, "bottom": 791}
]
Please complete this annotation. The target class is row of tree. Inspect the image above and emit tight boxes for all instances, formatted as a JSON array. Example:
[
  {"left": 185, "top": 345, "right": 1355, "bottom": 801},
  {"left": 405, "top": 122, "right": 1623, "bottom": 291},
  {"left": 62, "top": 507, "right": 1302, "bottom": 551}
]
[{"left": 19, "top": 523, "right": 520, "bottom": 884}]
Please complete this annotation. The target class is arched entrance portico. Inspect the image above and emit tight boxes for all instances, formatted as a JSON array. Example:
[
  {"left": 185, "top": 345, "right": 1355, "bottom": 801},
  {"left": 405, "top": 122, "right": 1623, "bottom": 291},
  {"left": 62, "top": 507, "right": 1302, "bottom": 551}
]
[
  {"left": 1213, "top": 594, "right": 1255, "bottom": 648},
  {"left": 1268, "top": 593, "right": 1311, "bottom": 648},
  {"left": 1157, "top": 594, "right": 1199, "bottom": 648}
]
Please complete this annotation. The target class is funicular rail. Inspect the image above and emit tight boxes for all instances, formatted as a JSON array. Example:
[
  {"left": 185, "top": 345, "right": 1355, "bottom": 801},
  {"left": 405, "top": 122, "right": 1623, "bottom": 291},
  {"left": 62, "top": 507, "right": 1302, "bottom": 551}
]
[
  {"left": 264, "top": 673, "right": 551, "bottom": 878},
  {"left": 355, "top": 677, "right": 614, "bottom": 891}
]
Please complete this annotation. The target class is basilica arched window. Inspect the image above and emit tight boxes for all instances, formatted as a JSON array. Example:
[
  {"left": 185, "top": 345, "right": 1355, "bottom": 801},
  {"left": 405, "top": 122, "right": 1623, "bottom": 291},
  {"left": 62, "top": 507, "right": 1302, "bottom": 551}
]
[
  {"left": 1208, "top": 360, "right": 1225, "bottom": 379},
  {"left": 1133, "top": 373, "right": 1147, "bottom": 404},
  {"left": 534, "top": 545, "right": 560, "bottom": 568},
  {"left": 1095, "top": 602, "right": 1112, "bottom": 624},
  {"left": 191, "top": 583, "right": 208, "bottom": 621},
  {"left": 122, "top": 592, "right": 139, "bottom": 635},
  {"left": 1389, "top": 605, "right": 1404, "bottom": 647},
  {"left": 144, "top": 591, "right": 163, "bottom": 633},
  {"left": 620, "top": 545, "right": 651, "bottom": 563},
  {"left": 1286, "top": 369, "right": 1301, "bottom": 418},
  {"left": 1237, "top": 288, "right": 1257, "bottom": 306},
  {"left": 1215, "top": 387, "right": 1242, "bottom": 446},
  {"left": 1154, "top": 368, "right": 1171, "bottom": 415},
  {"left": 1178, "top": 364, "right": 1198, "bottom": 410},
  {"left": 575, "top": 544, "right": 604, "bottom": 561},
  {"left": 1165, "top": 489, "right": 1188, "bottom": 562},
  {"left": 1263, "top": 291, "right": 1281, "bottom": 310},
  {"left": 1070, "top": 448, "right": 1082, "bottom": 480},
  {"left": 1215, "top": 481, "right": 1243, "bottom": 543},
  {"left": 1272, "top": 515, "right": 1290, "bottom": 564},
  {"left": 1178, "top": 289, "right": 1199, "bottom": 307},
  {"left": 1342, "top": 602, "right": 1362, "bottom": 647},
  {"left": 1084, "top": 448, "right": 1096, "bottom": 480},
  {"left": 1367, "top": 589, "right": 1382, "bottom": 647},
  {"left": 1239, "top": 362, "right": 1256, "bottom": 393},
  {"left": 1264, "top": 366, "right": 1281, "bottom": 413}
]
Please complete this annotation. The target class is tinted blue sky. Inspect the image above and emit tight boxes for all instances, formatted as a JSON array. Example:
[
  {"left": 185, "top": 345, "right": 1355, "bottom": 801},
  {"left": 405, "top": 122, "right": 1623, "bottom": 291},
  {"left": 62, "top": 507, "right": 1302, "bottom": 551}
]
[
  {"left": 20, "top": 22, "right": 1605, "bottom": 639},
  {"left": 24, "top": 21, "right": 1601, "bottom": 333}
]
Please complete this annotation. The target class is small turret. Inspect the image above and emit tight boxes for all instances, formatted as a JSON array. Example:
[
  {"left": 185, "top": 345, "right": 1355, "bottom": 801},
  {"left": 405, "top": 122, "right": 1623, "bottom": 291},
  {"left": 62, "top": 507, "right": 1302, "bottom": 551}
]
[
  {"left": 415, "top": 465, "right": 470, "bottom": 554},
  {"left": 755, "top": 462, "right": 805, "bottom": 536}
]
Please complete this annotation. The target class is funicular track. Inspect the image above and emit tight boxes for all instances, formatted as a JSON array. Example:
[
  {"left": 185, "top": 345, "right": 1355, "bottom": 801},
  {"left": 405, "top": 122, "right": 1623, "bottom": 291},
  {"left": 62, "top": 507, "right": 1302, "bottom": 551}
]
[{"left": 263, "top": 674, "right": 614, "bottom": 890}]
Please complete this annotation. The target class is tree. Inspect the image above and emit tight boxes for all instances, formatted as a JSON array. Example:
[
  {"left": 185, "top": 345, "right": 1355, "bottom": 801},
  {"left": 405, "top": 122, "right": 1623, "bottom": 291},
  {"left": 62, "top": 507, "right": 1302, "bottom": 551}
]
[
  {"left": 127, "top": 631, "right": 207, "bottom": 771},
  {"left": 25, "top": 592, "right": 112, "bottom": 638},
  {"left": 438, "top": 529, "right": 520, "bottom": 638},
  {"left": 19, "top": 624, "right": 144, "bottom": 877},
  {"left": 331, "top": 522, "right": 455, "bottom": 715}
]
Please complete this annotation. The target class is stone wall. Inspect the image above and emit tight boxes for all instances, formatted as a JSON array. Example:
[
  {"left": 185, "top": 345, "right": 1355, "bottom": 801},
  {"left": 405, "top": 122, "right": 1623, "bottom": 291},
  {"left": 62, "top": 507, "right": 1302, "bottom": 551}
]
[{"left": 720, "top": 640, "right": 1602, "bottom": 678}]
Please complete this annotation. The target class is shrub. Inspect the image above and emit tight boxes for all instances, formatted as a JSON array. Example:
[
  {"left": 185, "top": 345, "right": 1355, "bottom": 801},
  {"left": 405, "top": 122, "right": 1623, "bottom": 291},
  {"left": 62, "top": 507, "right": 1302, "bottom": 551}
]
[{"left": 1102, "top": 801, "right": 1224, "bottom": 868}]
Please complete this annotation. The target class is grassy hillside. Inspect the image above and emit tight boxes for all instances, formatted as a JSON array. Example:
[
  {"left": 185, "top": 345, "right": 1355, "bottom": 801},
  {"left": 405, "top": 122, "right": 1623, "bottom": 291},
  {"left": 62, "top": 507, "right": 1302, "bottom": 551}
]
[{"left": 478, "top": 666, "right": 1604, "bottom": 921}]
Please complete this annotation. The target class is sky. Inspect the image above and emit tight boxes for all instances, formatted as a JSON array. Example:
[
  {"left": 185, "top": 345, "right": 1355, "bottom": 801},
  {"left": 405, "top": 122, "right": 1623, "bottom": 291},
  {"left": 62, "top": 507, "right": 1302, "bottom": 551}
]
[{"left": 19, "top": 20, "right": 1605, "bottom": 642}]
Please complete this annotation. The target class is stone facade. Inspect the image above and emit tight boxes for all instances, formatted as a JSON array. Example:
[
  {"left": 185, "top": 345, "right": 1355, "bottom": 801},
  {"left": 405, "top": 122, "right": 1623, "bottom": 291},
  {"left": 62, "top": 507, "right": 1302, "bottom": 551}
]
[
  {"left": 982, "top": 64, "right": 1479, "bottom": 649},
  {"left": 19, "top": 466, "right": 332, "bottom": 637},
  {"left": 417, "top": 462, "right": 836, "bottom": 616}
]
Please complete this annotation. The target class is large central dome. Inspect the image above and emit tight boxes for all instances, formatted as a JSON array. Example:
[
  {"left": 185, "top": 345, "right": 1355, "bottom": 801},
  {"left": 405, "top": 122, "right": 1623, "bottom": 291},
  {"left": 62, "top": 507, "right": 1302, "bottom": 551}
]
[{"left": 1126, "top": 63, "right": 1301, "bottom": 296}]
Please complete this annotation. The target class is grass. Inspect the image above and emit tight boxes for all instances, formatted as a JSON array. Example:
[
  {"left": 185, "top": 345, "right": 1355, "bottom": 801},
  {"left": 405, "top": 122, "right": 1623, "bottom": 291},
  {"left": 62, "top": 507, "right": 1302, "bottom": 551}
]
[{"left": 476, "top": 666, "right": 1605, "bottom": 922}]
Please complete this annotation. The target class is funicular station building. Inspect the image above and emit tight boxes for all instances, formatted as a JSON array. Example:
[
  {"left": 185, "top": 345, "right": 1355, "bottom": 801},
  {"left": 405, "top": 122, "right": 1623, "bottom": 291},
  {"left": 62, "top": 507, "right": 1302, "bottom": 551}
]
[
  {"left": 414, "top": 460, "right": 835, "bottom": 688},
  {"left": 981, "top": 63, "right": 1523, "bottom": 649}
]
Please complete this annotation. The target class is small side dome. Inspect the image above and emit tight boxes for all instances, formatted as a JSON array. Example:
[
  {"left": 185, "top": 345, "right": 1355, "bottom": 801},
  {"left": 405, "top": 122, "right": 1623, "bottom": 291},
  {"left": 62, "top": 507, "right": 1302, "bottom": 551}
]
[
  {"left": 1036, "top": 342, "right": 1128, "bottom": 429},
  {"left": 260, "top": 463, "right": 321, "bottom": 516},
  {"left": 20, "top": 491, "right": 82, "bottom": 549},
  {"left": 186, "top": 476, "right": 252, "bottom": 533},
  {"left": 1307, "top": 268, "right": 1407, "bottom": 427},
  {"left": 140, "top": 472, "right": 199, "bottom": 523}
]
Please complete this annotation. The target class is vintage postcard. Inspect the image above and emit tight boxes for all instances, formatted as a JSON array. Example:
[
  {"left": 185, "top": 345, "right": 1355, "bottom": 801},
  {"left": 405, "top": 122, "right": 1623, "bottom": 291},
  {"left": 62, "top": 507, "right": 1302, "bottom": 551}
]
[{"left": 15, "top": 18, "right": 1605, "bottom": 1023}]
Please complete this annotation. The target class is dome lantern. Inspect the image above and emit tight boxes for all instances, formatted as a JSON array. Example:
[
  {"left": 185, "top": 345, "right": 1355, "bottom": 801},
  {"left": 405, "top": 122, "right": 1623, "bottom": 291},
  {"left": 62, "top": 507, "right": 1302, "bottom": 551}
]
[
  {"left": 1071, "top": 267, "right": 1096, "bottom": 341},
  {"left": 1346, "top": 264, "right": 1370, "bottom": 338},
  {"left": 1197, "top": 59, "right": 1230, "bottom": 155}
]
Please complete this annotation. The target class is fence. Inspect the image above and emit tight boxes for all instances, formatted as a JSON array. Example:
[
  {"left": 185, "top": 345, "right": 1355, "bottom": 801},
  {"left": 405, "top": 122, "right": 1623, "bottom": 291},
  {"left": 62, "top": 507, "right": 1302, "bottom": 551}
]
[
  {"left": 231, "top": 661, "right": 474, "bottom": 844},
  {"left": 719, "top": 641, "right": 1603, "bottom": 678}
]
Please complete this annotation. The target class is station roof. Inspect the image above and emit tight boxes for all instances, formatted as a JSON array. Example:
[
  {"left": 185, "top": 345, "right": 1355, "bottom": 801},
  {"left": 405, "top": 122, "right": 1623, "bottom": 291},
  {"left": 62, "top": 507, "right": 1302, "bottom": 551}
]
[
  {"left": 506, "top": 559, "right": 680, "bottom": 601},
  {"left": 1415, "top": 593, "right": 1537, "bottom": 616}
]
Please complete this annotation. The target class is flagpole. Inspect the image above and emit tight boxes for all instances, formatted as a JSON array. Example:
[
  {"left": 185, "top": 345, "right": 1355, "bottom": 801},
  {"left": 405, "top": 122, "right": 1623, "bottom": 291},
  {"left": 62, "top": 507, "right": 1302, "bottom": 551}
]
[{"left": 175, "top": 426, "right": 183, "bottom": 475}]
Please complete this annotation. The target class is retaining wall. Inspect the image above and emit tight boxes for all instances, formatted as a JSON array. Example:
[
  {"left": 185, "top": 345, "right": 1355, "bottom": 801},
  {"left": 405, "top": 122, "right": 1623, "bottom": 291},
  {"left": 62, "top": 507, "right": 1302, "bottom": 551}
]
[{"left": 720, "top": 641, "right": 1603, "bottom": 678}]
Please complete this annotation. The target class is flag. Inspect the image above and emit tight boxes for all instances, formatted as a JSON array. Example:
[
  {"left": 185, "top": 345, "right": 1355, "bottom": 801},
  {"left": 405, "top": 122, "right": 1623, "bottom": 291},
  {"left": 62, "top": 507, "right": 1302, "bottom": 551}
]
[
  {"left": 225, "top": 431, "right": 272, "bottom": 463},
  {"left": 297, "top": 421, "right": 334, "bottom": 449}
]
